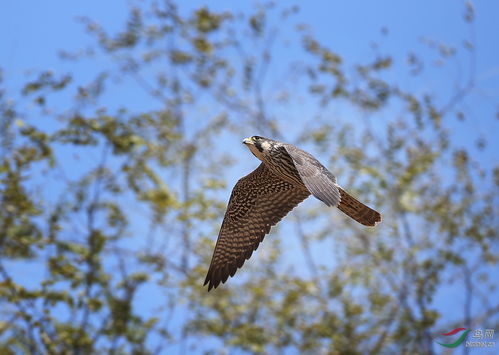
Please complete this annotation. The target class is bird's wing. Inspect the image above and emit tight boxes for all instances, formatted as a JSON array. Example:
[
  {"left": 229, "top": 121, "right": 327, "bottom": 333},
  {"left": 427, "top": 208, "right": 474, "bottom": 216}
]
[
  {"left": 283, "top": 144, "right": 341, "bottom": 207},
  {"left": 204, "top": 163, "right": 310, "bottom": 291}
]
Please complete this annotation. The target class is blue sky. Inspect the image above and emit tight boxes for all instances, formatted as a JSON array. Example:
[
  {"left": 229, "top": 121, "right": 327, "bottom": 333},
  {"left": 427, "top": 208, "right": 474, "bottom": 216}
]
[
  {"left": 3, "top": 0, "right": 498, "bottom": 159},
  {"left": 2, "top": 1, "right": 499, "bottom": 93},
  {"left": 1, "top": 1, "right": 499, "bottom": 354}
]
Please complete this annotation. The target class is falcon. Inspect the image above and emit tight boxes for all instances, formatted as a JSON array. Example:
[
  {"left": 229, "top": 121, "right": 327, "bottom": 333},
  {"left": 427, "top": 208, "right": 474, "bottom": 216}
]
[{"left": 204, "top": 136, "right": 381, "bottom": 291}]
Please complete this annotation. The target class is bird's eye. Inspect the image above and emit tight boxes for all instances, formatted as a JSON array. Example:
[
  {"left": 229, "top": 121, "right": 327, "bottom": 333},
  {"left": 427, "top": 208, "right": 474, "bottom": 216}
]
[{"left": 253, "top": 136, "right": 262, "bottom": 140}]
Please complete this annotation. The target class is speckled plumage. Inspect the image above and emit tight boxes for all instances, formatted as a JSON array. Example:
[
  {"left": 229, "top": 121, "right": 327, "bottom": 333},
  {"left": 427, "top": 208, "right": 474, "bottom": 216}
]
[{"left": 204, "top": 136, "right": 381, "bottom": 291}]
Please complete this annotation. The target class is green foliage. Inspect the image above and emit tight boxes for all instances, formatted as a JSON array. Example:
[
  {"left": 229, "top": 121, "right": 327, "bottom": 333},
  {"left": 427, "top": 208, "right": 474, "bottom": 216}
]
[{"left": 0, "top": 1, "right": 497, "bottom": 354}]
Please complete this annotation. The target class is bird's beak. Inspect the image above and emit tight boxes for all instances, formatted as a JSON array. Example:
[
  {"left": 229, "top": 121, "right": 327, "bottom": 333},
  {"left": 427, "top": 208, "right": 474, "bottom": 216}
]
[{"left": 242, "top": 137, "right": 254, "bottom": 145}]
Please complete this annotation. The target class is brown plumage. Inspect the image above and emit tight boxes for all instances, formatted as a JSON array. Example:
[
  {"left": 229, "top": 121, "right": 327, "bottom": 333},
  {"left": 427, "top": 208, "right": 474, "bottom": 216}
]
[
  {"left": 204, "top": 163, "right": 309, "bottom": 291},
  {"left": 204, "top": 136, "right": 381, "bottom": 291},
  {"left": 337, "top": 187, "right": 381, "bottom": 226}
]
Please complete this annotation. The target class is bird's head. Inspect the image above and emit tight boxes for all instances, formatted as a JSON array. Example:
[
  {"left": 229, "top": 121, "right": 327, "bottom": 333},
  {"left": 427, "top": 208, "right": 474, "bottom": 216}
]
[{"left": 242, "top": 136, "right": 276, "bottom": 161}]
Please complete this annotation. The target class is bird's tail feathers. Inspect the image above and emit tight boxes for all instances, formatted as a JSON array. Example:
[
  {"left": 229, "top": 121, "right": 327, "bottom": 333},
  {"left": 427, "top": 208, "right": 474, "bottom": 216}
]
[{"left": 337, "top": 187, "right": 381, "bottom": 226}]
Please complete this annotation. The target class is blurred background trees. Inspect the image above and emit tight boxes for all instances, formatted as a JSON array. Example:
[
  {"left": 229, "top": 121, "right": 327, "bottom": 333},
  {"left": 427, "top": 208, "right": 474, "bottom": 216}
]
[{"left": 0, "top": 1, "right": 498, "bottom": 354}]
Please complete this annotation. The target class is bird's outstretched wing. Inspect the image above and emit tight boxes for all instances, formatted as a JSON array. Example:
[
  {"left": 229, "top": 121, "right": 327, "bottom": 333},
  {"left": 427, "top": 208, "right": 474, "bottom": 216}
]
[
  {"left": 283, "top": 144, "right": 341, "bottom": 207},
  {"left": 284, "top": 144, "right": 381, "bottom": 226},
  {"left": 204, "top": 163, "right": 310, "bottom": 291}
]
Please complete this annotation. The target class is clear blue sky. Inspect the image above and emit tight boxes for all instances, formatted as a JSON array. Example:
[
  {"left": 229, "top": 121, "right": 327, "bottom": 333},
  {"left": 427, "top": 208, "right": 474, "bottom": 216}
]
[{"left": 1, "top": 1, "right": 498, "bottom": 354}]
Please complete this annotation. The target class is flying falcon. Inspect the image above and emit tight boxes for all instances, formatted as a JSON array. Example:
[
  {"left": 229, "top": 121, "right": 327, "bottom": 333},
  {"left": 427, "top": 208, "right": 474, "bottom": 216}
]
[{"left": 204, "top": 136, "right": 381, "bottom": 291}]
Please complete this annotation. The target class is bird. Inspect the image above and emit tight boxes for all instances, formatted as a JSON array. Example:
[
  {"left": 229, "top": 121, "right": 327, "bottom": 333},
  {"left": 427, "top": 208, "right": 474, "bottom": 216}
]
[{"left": 204, "top": 136, "right": 381, "bottom": 291}]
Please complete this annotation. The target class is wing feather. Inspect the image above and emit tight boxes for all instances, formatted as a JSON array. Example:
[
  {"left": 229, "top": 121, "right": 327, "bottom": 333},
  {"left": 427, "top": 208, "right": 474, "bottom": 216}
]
[
  {"left": 283, "top": 144, "right": 341, "bottom": 207},
  {"left": 204, "top": 163, "right": 310, "bottom": 291}
]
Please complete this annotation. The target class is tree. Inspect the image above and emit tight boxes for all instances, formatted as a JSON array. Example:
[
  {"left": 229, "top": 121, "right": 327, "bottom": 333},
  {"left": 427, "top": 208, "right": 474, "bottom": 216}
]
[{"left": 0, "top": 1, "right": 497, "bottom": 354}]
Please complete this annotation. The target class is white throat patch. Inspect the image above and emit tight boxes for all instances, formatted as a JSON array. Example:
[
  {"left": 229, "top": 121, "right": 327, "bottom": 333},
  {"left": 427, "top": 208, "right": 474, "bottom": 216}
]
[{"left": 247, "top": 144, "right": 264, "bottom": 161}]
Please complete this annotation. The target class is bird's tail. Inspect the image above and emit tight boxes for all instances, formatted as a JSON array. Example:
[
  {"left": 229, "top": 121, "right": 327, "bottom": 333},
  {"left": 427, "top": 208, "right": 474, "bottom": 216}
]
[{"left": 337, "top": 187, "right": 381, "bottom": 226}]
